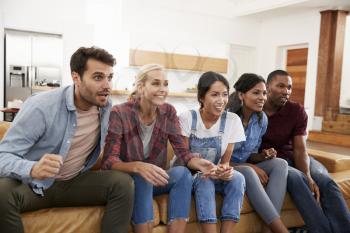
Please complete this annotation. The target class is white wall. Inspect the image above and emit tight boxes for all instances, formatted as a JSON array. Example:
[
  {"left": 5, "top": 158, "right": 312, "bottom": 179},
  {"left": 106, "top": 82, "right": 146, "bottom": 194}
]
[
  {"left": 0, "top": 0, "right": 133, "bottom": 100},
  {"left": 114, "top": 0, "right": 261, "bottom": 112},
  {"left": 229, "top": 44, "right": 257, "bottom": 88},
  {"left": 1, "top": 0, "right": 262, "bottom": 114},
  {"left": 1, "top": 0, "right": 338, "bottom": 122},
  {"left": 0, "top": 0, "right": 97, "bottom": 88},
  {"left": 0, "top": 6, "right": 4, "bottom": 113},
  {"left": 340, "top": 15, "right": 350, "bottom": 108},
  {"left": 0, "top": 0, "right": 255, "bottom": 116},
  {"left": 124, "top": 1, "right": 260, "bottom": 51},
  {"left": 256, "top": 10, "right": 321, "bottom": 130}
]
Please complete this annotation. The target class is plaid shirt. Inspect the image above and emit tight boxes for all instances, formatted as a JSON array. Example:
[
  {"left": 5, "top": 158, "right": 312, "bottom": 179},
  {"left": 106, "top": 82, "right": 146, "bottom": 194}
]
[{"left": 102, "top": 100, "right": 194, "bottom": 170}]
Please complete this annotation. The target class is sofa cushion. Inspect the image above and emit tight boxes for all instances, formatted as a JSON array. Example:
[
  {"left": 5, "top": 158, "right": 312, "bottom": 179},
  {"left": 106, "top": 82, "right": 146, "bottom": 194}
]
[
  {"left": 281, "top": 193, "right": 298, "bottom": 210},
  {"left": 330, "top": 170, "right": 350, "bottom": 200},
  {"left": 22, "top": 207, "right": 105, "bottom": 233},
  {"left": 308, "top": 148, "right": 350, "bottom": 173},
  {"left": 22, "top": 200, "right": 160, "bottom": 233},
  {"left": 280, "top": 209, "right": 305, "bottom": 228}
]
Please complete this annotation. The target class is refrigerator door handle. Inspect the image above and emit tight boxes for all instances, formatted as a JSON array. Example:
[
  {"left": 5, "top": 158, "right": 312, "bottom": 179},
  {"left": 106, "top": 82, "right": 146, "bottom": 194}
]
[
  {"left": 26, "top": 66, "right": 30, "bottom": 88},
  {"left": 28, "top": 66, "right": 36, "bottom": 93},
  {"left": 32, "top": 66, "right": 37, "bottom": 88}
]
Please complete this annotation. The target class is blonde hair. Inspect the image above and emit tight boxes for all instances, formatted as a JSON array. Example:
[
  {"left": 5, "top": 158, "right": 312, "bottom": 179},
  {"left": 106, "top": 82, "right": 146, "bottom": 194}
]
[{"left": 128, "top": 64, "right": 165, "bottom": 100}]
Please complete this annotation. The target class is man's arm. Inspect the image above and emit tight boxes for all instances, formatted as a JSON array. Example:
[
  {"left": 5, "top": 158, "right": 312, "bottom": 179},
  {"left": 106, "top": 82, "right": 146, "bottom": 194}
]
[
  {"left": 0, "top": 101, "right": 46, "bottom": 181},
  {"left": 293, "top": 135, "right": 310, "bottom": 175},
  {"left": 293, "top": 135, "right": 320, "bottom": 203}
]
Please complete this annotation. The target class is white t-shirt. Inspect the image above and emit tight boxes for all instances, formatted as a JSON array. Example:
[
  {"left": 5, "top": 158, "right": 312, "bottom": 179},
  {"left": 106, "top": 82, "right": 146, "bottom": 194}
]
[
  {"left": 179, "top": 109, "right": 246, "bottom": 157},
  {"left": 140, "top": 120, "right": 156, "bottom": 159}
]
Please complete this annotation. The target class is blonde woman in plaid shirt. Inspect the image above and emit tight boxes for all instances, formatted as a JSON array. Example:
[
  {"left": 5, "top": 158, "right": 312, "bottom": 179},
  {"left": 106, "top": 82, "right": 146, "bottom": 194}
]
[{"left": 102, "top": 64, "right": 215, "bottom": 233}]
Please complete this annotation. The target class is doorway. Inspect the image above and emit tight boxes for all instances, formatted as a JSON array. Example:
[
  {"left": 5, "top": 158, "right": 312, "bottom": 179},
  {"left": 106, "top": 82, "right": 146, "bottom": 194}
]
[{"left": 286, "top": 48, "right": 308, "bottom": 105}]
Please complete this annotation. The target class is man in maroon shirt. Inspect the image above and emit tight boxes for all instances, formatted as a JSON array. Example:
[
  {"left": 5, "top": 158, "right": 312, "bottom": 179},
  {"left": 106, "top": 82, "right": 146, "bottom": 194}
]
[{"left": 261, "top": 70, "right": 350, "bottom": 233}]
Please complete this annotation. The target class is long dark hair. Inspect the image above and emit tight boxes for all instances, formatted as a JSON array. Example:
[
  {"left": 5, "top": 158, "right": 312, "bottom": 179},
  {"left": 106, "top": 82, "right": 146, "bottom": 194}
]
[
  {"left": 197, "top": 71, "right": 230, "bottom": 109},
  {"left": 226, "top": 73, "right": 265, "bottom": 123}
]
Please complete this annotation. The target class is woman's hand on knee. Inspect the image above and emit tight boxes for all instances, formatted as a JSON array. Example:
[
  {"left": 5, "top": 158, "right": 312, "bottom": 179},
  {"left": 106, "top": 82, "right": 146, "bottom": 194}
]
[
  {"left": 135, "top": 162, "right": 169, "bottom": 186},
  {"left": 251, "top": 164, "right": 269, "bottom": 186}
]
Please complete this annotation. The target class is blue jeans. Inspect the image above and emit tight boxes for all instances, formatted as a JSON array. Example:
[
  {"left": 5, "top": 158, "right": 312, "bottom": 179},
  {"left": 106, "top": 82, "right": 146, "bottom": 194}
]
[
  {"left": 193, "top": 170, "right": 245, "bottom": 223},
  {"left": 131, "top": 166, "right": 193, "bottom": 225},
  {"left": 287, "top": 157, "right": 350, "bottom": 233}
]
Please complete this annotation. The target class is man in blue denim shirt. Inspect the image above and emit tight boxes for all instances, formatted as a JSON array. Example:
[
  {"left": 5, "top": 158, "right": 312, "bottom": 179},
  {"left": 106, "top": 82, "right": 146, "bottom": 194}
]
[{"left": 0, "top": 47, "right": 134, "bottom": 233}]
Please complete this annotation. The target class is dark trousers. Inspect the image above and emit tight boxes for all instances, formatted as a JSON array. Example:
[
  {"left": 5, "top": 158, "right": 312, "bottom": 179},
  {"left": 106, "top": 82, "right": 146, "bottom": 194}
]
[
  {"left": 287, "top": 157, "right": 350, "bottom": 233},
  {"left": 0, "top": 170, "right": 134, "bottom": 233}
]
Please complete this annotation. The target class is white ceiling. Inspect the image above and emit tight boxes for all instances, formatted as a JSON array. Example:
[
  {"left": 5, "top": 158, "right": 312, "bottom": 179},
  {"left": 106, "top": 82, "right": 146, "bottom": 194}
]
[
  {"left": 243, "top": 0, "right": 350, "bottom": 20},
  {"left": 142, "top": 0, "right": 350, "bottom": 19}
]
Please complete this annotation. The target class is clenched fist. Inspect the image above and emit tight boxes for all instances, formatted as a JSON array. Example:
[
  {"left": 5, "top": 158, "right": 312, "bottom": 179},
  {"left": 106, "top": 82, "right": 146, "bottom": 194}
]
[{"left": 30, "top": 154, "right": 63, "bottom": 180}]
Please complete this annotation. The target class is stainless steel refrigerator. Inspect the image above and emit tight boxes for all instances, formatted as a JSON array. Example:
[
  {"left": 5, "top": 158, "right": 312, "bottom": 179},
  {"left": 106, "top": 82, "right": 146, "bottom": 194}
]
[{"left": 4, "top": 29, "right": 63, "bottom": 120}]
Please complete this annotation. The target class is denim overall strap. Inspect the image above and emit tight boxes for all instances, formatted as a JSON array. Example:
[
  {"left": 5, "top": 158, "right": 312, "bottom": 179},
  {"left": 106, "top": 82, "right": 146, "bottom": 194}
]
[
  {"left": 187, "top": 110, "right": 226, "bottom": 165},
  {"left": 213, "top": 111, "right": 226, "bottom": 162},
  {"left": 218, "top": 111, "right": 227, "bottom": 135},
  {"left": 190, "top": 110, "right": 197, "bottom": 134}
]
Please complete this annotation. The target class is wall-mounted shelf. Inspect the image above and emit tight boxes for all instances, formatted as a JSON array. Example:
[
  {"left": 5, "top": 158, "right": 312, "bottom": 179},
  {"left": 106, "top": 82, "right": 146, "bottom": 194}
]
[
  {"left": 111, "top": 90, "right": 196, "bottom": 98},
  {"left": 129, "top": 49, "right": 228, "bottom": 73},
  {"left": 30, "top": 86, "right": 196, "bottom": 98}
]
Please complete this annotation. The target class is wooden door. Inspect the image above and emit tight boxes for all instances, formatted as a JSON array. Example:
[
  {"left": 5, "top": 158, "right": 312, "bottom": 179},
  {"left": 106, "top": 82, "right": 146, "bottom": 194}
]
[{"left": 286, "top": 48, "right": 308, "bottom": 105}]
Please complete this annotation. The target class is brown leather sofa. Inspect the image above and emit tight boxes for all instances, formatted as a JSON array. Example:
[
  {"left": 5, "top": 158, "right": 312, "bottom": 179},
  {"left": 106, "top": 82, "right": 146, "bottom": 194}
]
[{"left": 0, "top": 121, "right": 349, "bottom": 233}]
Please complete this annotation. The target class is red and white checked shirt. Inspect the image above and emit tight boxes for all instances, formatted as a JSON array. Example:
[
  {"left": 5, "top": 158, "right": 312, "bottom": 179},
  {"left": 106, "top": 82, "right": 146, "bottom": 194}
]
[{"left": 102, "top": 100, "right": 195, "bottom": 170}]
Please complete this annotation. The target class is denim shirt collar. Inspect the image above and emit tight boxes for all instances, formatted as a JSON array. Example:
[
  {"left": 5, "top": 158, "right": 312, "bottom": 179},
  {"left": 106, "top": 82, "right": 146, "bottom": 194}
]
[
  {"left": 246, "top": 113, "right": 259, "bottom": 131},
  {"left": 240, "top": 112, "right": 259, "bottom": 133},
  {"left": 65, "top": 85, "right": 76, "bottom": 111}
]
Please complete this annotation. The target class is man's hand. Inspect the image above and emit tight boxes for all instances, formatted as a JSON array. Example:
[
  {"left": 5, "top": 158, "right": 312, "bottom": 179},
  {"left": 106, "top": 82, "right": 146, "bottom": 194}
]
[
  {"left": 306, "top": 175, "right": 320, "bottom": 204},
  {"left": 135, "top": 162, "right": 169, "bottom": 186},
  {"left": 31, "top": 154, "right": 63, "bottom": 180},
  {"left": 292, "top": 135, "right": 319, "bottom": 203}
]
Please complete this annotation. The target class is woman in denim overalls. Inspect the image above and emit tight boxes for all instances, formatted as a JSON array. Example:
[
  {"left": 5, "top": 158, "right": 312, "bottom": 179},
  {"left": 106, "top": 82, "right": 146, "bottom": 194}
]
[{"left": 176, "top": 71, "right": 246, "bottom": 233}]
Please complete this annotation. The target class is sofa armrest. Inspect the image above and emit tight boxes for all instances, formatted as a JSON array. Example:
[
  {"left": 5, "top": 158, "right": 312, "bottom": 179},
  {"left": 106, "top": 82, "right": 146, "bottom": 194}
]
[
  {"left": 307, "top": 148, "right": 350, "bottom": 173},
  {"left": 0, "top": 121, "right": 11, "bottom": 140}
]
